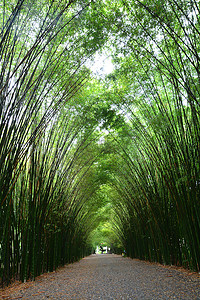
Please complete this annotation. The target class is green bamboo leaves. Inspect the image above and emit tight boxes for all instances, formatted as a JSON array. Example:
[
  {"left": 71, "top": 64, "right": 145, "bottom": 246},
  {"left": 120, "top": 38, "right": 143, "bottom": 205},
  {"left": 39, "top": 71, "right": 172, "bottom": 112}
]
[
  {"left": 105, "top": 0, "right": 200, "bottom": 271},
  {"left": 0, "top": 0, "right": 99, "bottom": 285},
  {"left": 1, "top": 0, "right": 200, "bottom": 287}
]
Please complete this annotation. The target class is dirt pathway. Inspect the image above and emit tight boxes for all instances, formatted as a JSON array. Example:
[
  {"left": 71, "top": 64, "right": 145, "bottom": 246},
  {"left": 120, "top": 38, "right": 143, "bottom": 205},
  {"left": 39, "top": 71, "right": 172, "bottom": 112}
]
[{"left": 1, "top": 254, "right": 200, "bottom": 299}]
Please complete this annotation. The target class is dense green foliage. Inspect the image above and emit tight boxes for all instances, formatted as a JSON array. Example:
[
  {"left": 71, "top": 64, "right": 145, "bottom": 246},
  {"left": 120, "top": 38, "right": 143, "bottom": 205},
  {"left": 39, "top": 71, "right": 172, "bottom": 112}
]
[
  {"left": 108, "top": 0, "right": 200, "bottom": 271},
  {"left": 0, "top": 0, "right": 200, "bottom": 285}
]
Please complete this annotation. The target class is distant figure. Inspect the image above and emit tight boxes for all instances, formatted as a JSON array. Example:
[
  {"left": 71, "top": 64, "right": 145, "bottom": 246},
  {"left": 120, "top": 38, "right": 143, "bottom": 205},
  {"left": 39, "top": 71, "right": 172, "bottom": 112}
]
[{"left": 100, "top": 245, "right": 106, "bottom": 254}]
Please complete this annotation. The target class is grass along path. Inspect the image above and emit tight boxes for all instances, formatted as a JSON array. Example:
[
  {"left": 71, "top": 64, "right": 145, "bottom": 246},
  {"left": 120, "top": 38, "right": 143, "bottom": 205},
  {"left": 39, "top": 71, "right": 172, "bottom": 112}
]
[{"left": 1, "top": 254, "right": 200, "bottom": 299}]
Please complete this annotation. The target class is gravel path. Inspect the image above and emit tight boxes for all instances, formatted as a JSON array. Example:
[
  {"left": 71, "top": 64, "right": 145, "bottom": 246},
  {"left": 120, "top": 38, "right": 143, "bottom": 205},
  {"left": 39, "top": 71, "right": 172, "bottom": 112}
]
[{"left": 1, "top": 254, "right": 200, "bottom": 299}]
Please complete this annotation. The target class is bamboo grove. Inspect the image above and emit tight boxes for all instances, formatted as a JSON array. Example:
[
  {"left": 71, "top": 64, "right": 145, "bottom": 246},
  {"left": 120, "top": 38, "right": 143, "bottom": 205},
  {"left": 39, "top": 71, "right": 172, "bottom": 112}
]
[
  {"left": 1, "top": 0, "right": 200, "bottom": 286},
  {"left": 106, "top": 0, "right": 200, "bottom": 271},
  {"left": 0, "top": 0, "right": 106, "bottom": 284}
]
